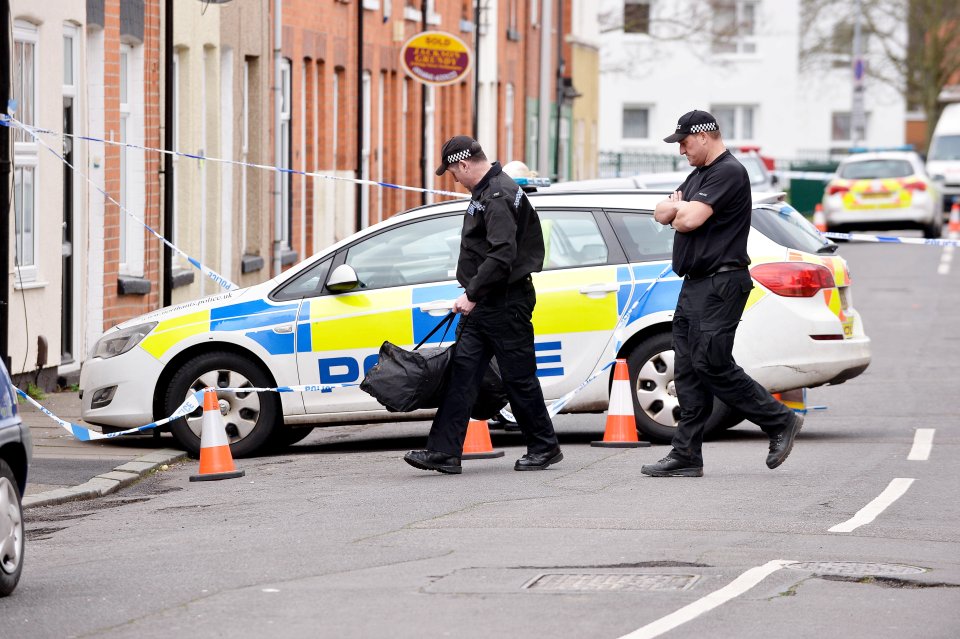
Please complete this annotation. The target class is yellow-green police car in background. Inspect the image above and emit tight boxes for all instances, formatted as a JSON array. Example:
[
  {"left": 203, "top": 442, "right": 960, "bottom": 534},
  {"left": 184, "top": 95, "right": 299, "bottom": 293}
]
[{"left": 80, "top": 191, "right": 871, "bottom": 457}]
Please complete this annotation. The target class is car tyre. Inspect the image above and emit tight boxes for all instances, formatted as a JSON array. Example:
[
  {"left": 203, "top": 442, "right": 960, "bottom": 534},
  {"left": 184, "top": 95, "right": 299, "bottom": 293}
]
[
  {"left": 0, "top": 459, "right": 24, "bottom": 598},
  {"left": 922, "top": 217, "right": 943, "bottom": 239},
  {"left": 164, "top": 351, "right": 280, "bottom": 458},
  {"left": 625, "top": 332, "right": 745, "bottom": 443}
]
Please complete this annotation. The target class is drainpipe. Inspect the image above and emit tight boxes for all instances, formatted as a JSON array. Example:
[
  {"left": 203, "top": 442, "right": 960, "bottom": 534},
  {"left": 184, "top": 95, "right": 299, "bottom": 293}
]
[
  {"left": 537, "top": 0, "right": 553, "bottom": 174},
  {"left": 0, "top": 0, "right": 10, "bottom": 367},
  {"left": 420, "top": 0, "right": 427, "bottom": 206},
  {"left": 355, "top": 0, "right": 364, "bottom": 230},
  {"left": 273, "top": 0, "right": 283, "bottom": 277},
  {"left": 162, "top": 0, "right": 173, "bottom": 306}
]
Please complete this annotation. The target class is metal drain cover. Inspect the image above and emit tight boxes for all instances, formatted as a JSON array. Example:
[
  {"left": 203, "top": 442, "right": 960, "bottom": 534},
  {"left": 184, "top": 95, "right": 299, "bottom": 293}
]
[
  {"left": 785, "top": 562, "right": 927, "bottom": 576},
  {"left": 524, "top": 573, "right": 700, "bottom": 592}
]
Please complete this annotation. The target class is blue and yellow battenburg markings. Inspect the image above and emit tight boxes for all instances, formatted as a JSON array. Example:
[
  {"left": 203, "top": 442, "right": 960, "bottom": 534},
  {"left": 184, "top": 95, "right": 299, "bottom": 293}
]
[{"left": 139, "top": 262, "right": 680, "bottom": 382}]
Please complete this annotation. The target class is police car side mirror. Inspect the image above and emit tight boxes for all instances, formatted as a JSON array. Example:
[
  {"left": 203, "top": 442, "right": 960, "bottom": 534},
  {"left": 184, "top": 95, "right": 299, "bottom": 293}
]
[{"left": 326, "top": 264, "right": 361, "bottom": 293}]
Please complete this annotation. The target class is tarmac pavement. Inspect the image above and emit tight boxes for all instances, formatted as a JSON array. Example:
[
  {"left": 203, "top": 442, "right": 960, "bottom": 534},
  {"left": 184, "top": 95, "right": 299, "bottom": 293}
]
[{"left": 18, "top": 389, "right": 186, "bottom": 509}]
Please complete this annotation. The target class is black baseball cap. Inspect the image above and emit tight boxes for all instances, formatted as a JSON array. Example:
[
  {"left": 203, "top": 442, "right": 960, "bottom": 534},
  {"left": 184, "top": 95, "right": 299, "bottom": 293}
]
[
  {"left": 663, "top": 110, "right": 720, "bottom": 143},
  {"left": 436, "top": 135, "right": 484, "bottom": 176}
]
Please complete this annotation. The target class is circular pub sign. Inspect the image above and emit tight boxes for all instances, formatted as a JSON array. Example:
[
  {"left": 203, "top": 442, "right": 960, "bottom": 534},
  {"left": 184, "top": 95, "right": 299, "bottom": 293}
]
[{"left": 400, "top": 31, "right": 473, "bottom": 86}]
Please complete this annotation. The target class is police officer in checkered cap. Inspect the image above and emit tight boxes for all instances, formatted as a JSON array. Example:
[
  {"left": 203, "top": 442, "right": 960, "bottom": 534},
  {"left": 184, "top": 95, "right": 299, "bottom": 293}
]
[
  {"left": 643, "top": 110, "right": 804, "bottom": 478},
  {"left": 404, "top": 136, "right": 562, "bottom": 475}
]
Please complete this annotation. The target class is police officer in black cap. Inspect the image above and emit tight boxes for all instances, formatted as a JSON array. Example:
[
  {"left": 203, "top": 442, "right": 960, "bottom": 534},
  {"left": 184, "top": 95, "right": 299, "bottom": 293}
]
[
  {"left": 642, "top": 110, "right": 803, "bottom": 478},
  {"left": 404, "top": 136, "right": 562, "bottom": 474}
]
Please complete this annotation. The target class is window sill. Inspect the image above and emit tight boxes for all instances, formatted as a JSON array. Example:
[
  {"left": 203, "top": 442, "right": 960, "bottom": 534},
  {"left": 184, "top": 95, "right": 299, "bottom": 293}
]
[
  {"left": 13, "top": 279, "right": 48, "bottom": 291},
  {"left": 171, "top": 268, "right": 195, "bottom": 289},
  {"left": 118, "top": 275, "right": 151, "bottom": 296},
  {"left": 241, "top": 254, "right": 265, "bottom": 274}
]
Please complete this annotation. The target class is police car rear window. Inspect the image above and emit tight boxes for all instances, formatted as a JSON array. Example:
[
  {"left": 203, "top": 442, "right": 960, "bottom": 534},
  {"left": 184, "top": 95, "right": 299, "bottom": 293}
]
[
  {"left": 838, "top": 159, "right": 913, "bottom": 179},
  {"left": 751, "top": 205, "right": 832, "bottom": 254}
]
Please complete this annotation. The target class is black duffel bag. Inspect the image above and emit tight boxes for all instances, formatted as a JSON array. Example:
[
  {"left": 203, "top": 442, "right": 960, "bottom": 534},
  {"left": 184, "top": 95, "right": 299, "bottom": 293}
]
[{"left": 360, "top": 313, "right": 508, "bottom": 419}]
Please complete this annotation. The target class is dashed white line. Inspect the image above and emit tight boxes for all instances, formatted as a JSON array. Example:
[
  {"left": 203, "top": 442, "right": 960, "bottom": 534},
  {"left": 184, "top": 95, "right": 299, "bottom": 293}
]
[
  {"left": 829, "top": 478, "right": 915, "bottom": 533},
  {"left": 617, "top": 560, "right": 796, "bottom": 639},
  {"left": 939, "top": 244, "right": 953, "bottom": 275},
  {"left": 907, "top": 428, "right": 935, "bottom": 461}
]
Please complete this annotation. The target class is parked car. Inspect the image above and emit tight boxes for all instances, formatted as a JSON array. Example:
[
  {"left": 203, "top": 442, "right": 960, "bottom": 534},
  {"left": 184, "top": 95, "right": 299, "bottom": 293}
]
[
  {"left": 80, "top": 190, "right": 871, "bottom": 456},
  {"left": 926, "top": 102, "right": 960, "bottom": 213},
  {"left": 549, "top": 150, "right": 777, "bottom": 193},
  {"left": 0, "top": 357, "right": 31, "bottom": 597},
  {"left": 822, "top": 151, "right": 943, "bottom": 238}
]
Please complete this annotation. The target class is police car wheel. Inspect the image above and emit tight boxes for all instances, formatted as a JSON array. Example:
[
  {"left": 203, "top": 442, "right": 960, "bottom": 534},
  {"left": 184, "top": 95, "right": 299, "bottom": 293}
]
[
  {"left": 164, "top": 352, "right": 280, "bottom": 458},
  {"left": 0, "top": 459, "right": 25, "bottom": 597},
  {"left": 625, "top": 333, "right": 744, "bottom": 443}
]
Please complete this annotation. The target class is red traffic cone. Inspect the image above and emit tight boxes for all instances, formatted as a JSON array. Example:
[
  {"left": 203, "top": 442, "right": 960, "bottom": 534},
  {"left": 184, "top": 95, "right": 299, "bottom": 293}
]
[
  {"left": 462, "top": 419, "right": 505, "bottom": 459},
  {"left": 948, "top": 201, "right": 960, "bottom": 236},
  {"left": 592, "top": 359, "right": 651, "bottom": 448},
  {"left": 813, "top": 203, "right": 827, "bottom": 233},
  {"left": 190, "top": 390, "right": 245, "bottom": 482}
]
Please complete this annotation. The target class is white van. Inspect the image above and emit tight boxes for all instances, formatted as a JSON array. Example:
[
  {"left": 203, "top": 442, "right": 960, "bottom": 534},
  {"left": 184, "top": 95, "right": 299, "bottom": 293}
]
[{"left": 926, "top": 102, "right": 960, "bottom": 212}]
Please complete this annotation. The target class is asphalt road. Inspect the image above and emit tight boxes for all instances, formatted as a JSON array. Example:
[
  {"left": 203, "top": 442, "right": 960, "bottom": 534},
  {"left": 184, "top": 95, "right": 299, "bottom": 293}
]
[{"left": 3, "top": 236, "right": 958, "bottom": 638}]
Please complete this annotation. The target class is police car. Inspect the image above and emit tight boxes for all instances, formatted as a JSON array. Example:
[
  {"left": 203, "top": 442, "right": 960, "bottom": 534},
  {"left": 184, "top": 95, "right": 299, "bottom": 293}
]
[
  {"left": 822, "top": 150, "right": 943, "bottom": 238},
  {"left": 80, "top": 191, "right": 871, "bottom": 457}
]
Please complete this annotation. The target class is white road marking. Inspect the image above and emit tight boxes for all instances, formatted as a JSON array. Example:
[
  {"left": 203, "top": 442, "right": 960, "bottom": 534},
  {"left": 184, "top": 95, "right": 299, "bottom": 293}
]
[
  {"left": 939, "top": 244, "right": 953, "bottom": 275},
  {"left": 828, "top": 478, "right": 915, "bottom": 533},
  {"left": 618, "top": 560, "right": 796, "bottom": 639},
  {"left": 907, "top": 428, "right": 935, "bottom": 461}
]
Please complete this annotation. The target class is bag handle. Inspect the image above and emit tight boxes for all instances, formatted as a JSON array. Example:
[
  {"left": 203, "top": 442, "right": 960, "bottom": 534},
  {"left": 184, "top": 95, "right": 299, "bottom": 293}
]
[{"left": 414, "top": 312, "right": 455, "bottom": 350}]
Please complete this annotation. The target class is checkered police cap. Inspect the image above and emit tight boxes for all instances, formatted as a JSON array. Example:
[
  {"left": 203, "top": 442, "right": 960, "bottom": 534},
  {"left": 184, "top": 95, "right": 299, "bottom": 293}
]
[
  {"left": 663, "top": 110, "right": 720, "bottom": 143},
  {"left": 436, "top": 135, "right": 485, "bottom": 176}
]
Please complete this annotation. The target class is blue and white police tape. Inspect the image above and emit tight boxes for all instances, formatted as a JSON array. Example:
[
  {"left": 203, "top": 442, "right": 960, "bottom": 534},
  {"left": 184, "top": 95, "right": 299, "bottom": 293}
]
[
  {"left": 502, "top": 263, "right": 674, "bottom": 421},
  {"left": 2, "top": 115, "right": 240, "bottom": 291},
  {"left": 15, "top": 382, "right": 356, "bottom": 442},
  {"left": 8, "top": 117, "right": 468, "bottom": 200},
  {"left": 823, "top": 231, "right": 960, "bottom": 248}
]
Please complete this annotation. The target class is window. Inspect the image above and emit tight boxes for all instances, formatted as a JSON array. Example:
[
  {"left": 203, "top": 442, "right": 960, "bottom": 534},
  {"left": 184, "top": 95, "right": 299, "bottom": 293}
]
[
  {"left": 622, "top": 106, "right": 650, "bottom": 139},
  {"left": 607, "top": 211, "right": 675, "bottom": 262},
  {"left": 711, "top": 105, "right": 755, "bottom": 140},
  {"left": 272, "top": 258, "right": 333, "bottom": 301},
  {"left": 343, "top": 215, "right": 463, "bottom": 290},
  {"left": 539, "top": 211, "right": 609, "bottom": 269},
  {"left": 831, "top": 111, "right": 870, "bottom": 142},
  {"left": 832, "top": 112, "right": 850, "bottom": 141},
  {"left": 13, "top": 166, "right": 36, "bottom": 271},
  {"left": 13, "top": 21, "right": 38, "bottom": 278},
  {"left": 624, "top": 0, "right": 651, "bottom": 34},
  {"left": 118, "top": 42, "right": 145, "bottom": 276},
  {"left": 712, "top": 0, "right": 757, "bottom": 55},
  {"left": 838, "top": 159, "right": 913, "bottom": 180}
]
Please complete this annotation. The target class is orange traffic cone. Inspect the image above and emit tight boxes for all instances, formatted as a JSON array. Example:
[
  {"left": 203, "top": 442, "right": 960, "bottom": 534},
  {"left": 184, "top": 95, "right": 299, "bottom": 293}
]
[
  {"left": 948, "top": 201, "right": 960, "bottom": 236},
  {"left": 462, "top": 419, "right": 505, "bottom": 459},
  {"left": 190, "top": 389, "right": 245, "bottom": 482},
  {"left": 591, "top": 359, "right": 651, "bottom": 447},
  {"left": 813, "top": 203, "right": 827, "bottom": 233}
]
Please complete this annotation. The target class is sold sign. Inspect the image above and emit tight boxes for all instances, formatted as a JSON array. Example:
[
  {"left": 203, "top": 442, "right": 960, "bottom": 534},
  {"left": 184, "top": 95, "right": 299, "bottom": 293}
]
[{"left": 400, "top": 31, "right": 473, "bottom": 86}]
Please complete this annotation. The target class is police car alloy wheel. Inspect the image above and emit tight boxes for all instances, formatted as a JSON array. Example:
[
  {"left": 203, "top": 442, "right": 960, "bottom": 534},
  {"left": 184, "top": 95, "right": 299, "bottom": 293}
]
[
  {"left": 163, "top": 351, "right": 280, "bottom": 458},
  {"left": 0, "top": 459, "right": 24, "bottom": 597},
  {"left": 626, "top": 333, "right": 745, "bottom": 442}
]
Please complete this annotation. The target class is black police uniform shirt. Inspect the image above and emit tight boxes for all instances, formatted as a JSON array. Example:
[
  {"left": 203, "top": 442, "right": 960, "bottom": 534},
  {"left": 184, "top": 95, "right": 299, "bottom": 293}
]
[
  {"left": 672, "top": 150, "right": 752, "bottom": 279},
  {"left": 457, "top": 162, "right": 546, "bottom": 302}
]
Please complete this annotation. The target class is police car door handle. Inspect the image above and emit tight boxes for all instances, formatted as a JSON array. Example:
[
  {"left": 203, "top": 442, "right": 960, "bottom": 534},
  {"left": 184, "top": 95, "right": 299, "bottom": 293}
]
[
  {"left": 578, "top": 283, "right": 619, "bottom": 297},
  {"left": 419, "top": 301, "right": 455, "bottom": 316},
  {"left": 272, "top": 324, "right": 294, "bottom": 334}
]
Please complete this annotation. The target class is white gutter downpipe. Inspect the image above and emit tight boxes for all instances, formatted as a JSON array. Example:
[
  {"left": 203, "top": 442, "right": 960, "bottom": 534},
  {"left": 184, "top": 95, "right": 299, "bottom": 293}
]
[
  {"left": 273, "top": 0, "right": 283, "bottom": 277},
  {"left": 537, "top": 0, "right": 553, "bottom": 174}
]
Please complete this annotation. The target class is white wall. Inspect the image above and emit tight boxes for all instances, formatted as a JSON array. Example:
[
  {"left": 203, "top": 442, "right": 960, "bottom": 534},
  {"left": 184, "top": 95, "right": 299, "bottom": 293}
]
[{"left": 598, "top": 0, "right": 905, "bottom": 160}]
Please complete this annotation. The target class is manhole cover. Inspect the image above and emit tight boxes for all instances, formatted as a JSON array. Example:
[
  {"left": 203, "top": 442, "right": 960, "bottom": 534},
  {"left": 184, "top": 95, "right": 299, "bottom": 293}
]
[
  {"left": 524, "top": 573, "right": 700, "bottom": 592},
  {"left": 785, "top": 562, "right": 927, "bottom": 577}
]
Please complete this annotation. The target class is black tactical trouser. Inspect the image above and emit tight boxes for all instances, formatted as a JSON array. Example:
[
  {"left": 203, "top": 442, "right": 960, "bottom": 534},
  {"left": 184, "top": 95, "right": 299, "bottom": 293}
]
[
  {"left": 670, "top": 269, "right": 795, "bottom": 466},
  {"left": 427, "top": 278, "right": 558, "bottom": 457}
]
